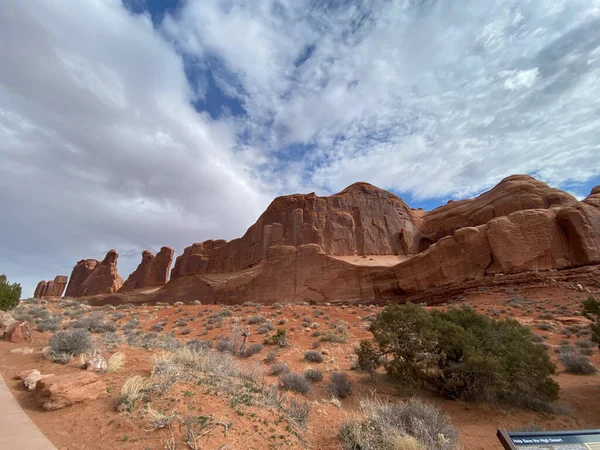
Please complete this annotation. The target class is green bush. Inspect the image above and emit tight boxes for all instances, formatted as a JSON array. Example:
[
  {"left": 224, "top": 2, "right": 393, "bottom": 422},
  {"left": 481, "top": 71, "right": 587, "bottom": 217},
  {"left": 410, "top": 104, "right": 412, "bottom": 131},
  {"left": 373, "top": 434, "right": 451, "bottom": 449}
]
[
  {"left": 0, "top": 274, "right": 21, "bottom": 311},
  {"left": 582, "top": 296, "right": 600, "bottom": 348},
  {"left": 358, "top": 303, "right": 559, "bottom": 410}
]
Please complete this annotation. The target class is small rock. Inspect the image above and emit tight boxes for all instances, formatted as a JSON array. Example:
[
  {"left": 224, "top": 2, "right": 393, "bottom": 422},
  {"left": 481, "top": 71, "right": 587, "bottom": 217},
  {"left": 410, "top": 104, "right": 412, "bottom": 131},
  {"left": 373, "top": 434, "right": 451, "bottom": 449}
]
[
  {"left": 85, "top": 354, "right": 108, "bottom": 373},
  {"left": 23, "top": 370, "right": 42, "bottom": 391},
  {"left": 10, "top": 347, "right": 35, "bottom": 355},
  {"left": 34, "top": 372, "right": 106, "bottom": 410},
  {"left": 14, "top": 369, "right": 39, "bottom": 381},
  {"left": 576, "top": 283, "right": 584, "bottom": 292},
  {"left": 6, "top": 321, "right": 32, "bottom": 343}
]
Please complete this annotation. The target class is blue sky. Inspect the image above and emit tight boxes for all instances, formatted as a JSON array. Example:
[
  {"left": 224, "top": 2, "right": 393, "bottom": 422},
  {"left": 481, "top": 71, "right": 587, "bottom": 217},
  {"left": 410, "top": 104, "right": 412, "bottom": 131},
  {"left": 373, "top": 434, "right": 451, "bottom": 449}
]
[{"left": 1, "top": 0, "right": 599, "bottom": 295}]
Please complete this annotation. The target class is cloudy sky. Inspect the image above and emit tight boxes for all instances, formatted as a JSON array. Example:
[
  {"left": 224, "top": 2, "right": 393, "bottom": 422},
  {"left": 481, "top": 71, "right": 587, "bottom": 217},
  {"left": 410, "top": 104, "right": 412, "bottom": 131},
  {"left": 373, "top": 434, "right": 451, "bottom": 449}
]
[{"left": 2, "top": 0, "right": 599, "bottom": 297}]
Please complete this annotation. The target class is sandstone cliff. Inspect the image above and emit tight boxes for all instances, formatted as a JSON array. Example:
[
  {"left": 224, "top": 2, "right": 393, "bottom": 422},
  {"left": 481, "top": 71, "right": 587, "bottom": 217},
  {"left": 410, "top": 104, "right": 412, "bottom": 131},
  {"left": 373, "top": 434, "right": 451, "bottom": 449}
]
[
  {"left": 64, "top": 251, "right": 123, "bottom": 297},
  {"left": 34, "top": 275, "right": 68, "bottom": 298},
  {"left": 119, "top": 247, "right": 174, "bottom": 292},
  {"left": 64, "top": 175, "right": 600, "bottom": 304}
]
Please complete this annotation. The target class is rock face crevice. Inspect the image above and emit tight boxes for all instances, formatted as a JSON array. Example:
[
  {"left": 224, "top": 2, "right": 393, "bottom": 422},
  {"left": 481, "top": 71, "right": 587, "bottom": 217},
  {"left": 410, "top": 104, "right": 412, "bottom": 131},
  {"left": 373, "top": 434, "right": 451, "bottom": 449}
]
[{"left": 63, "top": 175, "right": 600, "bottom": 305}]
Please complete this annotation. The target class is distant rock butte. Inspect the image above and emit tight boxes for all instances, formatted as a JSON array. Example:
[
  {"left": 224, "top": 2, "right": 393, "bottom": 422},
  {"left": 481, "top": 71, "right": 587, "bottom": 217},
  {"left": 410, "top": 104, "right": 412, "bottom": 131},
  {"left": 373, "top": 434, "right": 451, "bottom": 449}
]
[
  {"left": 34, "top": 275, "right": 68, "bottom": 298},
  {"left": 63, "top": 250, "right": 123, "bottom": 297},
  {"left": 119, "top": 246, "right": 174, "bottom": 292},
  {"left": 65, "top": 175, "right": 600, "bottom": 304}
]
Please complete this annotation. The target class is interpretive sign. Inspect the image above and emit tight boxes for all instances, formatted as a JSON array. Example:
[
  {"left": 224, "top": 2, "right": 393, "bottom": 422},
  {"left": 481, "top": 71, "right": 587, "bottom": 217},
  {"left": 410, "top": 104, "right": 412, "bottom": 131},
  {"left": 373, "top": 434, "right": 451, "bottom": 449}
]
[{"left": 497, "top": 429, "right": 600, "bottom": 450}]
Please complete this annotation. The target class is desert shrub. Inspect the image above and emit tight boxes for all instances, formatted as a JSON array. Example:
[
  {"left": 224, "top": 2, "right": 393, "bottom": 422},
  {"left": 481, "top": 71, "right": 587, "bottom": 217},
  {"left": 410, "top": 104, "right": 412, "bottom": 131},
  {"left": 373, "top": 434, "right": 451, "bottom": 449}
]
[
  {"left": 304, "top": 350, "right": 324, "bottom": 363},
  {"left": 180, "top": 328, "right": 191, "bottom": 335},
  {"left": 248, "top": 315, "right": 266, "bottom": 325},
  {"left": 286, "top": 398, "right": 310, "bottom": 429},
  {"left": 175, "top": 318, "right": 188, "bottom": 327},
  {"left": 279, "top": 373, "right": 312, "bottom": 395},
  {"left": 263, "top": 328, "right": 288, "bottom": 347},
  {"left": 186, "top": 339, "right": 213, "bottom": 352},
  {"left": 240, "top": 343, "right": 263, "bottom": 358},
  {"left": 37, "top": 316, "right": 62, "bottom": 332},
  {"left": 29, "top": 306, "right": 50, "bottom": 319},
  {"left": 320, "top": 332, "right": 347, "bottom": 343},
  {"left": 217, "top": 339, "right": 236, "bottom": 354},
  {"left": 0, "top": 274, "right": 21, "bottom": 311},
  {"left": 269, "top": 362, "right": 290, "bottom": 376},
  {"left": 327, "top": 372, "right": 352, "bottom": 398},
  {"left": 304, "top": 368, "right": 323, "bottom": 382},
  {"left": 557, "top": 347, "right": 597, "bottom": 374},
  {"left": 100, "top": 331, "right": 122, "bottom": 348},
  {"left": 358, "top": 303, "right": 559, "bottom": 410},
  {"left": 126, "top": 331, "right": 181, "bottom": 351},
  {"left": 150, "top": 323, "right": 163, "bottom": 332},
  {"left": 73, "top": 311, "right": 116, "bottom": 333},
  {"left": 265, "top": 350, "right": 277, "bottom": 363},
  {"left": 339, "top": 396, "right": 459, "bottom": 450},
  {"left": 583, "top": 296, "right": 600, "bottom": 348},
  {"left": 48, "top": 329, "right": 93, "bottom": 363},
  {"left": 257, "top": 323, "right": 274, "bottom": 334}
]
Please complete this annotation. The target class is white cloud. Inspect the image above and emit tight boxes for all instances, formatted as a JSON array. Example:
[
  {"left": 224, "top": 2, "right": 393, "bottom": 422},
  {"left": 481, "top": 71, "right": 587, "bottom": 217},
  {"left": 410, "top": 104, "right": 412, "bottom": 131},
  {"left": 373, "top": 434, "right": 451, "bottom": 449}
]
[
  {"left": 502, "top": 68, "right": 540, "bottom": 91},
  {"left": 166, "top": 0, "right": 600, "bottom": 199},
  {"left": 0, "top": 0, "right": 272, "bottom": 295}
]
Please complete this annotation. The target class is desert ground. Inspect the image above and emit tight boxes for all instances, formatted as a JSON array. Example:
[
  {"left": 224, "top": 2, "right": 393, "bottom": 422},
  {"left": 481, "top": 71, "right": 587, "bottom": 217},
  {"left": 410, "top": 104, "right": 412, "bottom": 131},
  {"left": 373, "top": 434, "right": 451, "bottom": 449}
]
[{"left": 2, "top": 277, "right": 600, "bottom": 450}]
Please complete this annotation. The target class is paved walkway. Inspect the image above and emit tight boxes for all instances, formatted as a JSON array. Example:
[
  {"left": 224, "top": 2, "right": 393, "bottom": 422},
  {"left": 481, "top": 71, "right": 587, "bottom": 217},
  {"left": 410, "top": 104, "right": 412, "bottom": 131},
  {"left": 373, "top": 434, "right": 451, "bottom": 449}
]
[{"left": 0, "top": 374, "right": 57, "bottom": 450}]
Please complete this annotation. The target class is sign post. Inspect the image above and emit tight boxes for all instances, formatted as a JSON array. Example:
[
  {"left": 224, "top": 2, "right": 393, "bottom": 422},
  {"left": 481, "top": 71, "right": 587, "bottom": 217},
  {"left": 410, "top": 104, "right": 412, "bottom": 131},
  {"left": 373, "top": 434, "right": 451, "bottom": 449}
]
[{"left": 497, "top": 429, "right": 600, "bottom": 449}]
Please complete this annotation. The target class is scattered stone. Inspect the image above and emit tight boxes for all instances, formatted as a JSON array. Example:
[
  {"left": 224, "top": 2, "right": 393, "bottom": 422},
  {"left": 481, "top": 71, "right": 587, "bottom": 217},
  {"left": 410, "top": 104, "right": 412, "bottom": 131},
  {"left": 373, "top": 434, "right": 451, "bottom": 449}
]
[
  {"left": 576, "top": 283, "right": 584, "bottom": 292},
  {"left": 85, "top": 354, "right": 108, "bottom": 373},
  {"left": 34, "top": 372, "right": 106, "bottom": 410},
  {"left": 6, "top": 321, "right": 32, "bottom": 343},
  {"left": 10, "top": 347, "right": 35, "bottom": 355}
]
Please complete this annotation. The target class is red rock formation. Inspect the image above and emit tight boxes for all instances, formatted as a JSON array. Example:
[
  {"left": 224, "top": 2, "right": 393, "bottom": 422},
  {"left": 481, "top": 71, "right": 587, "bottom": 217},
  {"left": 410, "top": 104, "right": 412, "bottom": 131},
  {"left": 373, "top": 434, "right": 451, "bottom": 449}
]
[
  {"left": 34, "top": 281, "right": 47, "bottom": 298},
  {"left": 120, "top": 246, "right": 174, "bottom": 292},
  {"left": 61, "top": 176, "right": 600, "bottom": 305},
  {"left": 34, "top": 275, "right": 68, "bottom": 298},
  {"left": 65, "top": 251, "right": 123, "bottom": 297},
  {"left": 65, "top": 259, "right": 98, "bottom": 297},
  {"left": 170, "top": 182, "right": 420, "bottom": 280}
]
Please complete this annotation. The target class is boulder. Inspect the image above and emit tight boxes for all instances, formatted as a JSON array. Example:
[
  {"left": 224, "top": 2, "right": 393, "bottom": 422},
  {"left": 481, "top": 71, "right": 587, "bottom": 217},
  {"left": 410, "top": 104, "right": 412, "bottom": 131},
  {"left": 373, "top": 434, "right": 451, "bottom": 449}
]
[
  {"left": 5, "top": 321, "right": 32, "bottom": 343},
  {"left": 33, "top": 372, "right": 106, "bottom": 410}
]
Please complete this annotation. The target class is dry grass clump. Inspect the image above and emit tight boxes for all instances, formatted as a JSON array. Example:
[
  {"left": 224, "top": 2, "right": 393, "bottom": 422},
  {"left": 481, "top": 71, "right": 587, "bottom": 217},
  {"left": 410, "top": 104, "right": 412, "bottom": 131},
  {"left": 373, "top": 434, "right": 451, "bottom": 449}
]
[
  {"left": 145, "top": 407, "right": 177, "bottom": 430},
  {"left": 339, "top": 396, "right": 459, "bottom": 450},
  {"left": 116, "top": 375, "right": 152, "bottom": 412},
  {"left": 557, "top": 346, "right": 598, "bottom": 374},
  {"left": 107, "top": 352, "right": 126, "bottom": 372}
]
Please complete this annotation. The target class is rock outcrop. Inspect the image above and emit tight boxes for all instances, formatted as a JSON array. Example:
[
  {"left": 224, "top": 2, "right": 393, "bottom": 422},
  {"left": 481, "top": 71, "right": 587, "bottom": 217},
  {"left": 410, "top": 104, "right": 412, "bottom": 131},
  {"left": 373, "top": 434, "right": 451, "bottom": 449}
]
[
  {"left": 33, "top": 372, "right": 106, "bottom": 410},
  {"left": 60, "top": 175, "right": 600, "bottom": 305},
  {"left": 65, "top": 251, "right": 123, "bottom": 297},
  {"left": 65, "top": 259, "right": 98, "bottom": 297},
  {"left": 35, "top": 275, "right": 68, "bottom": 298},
  {"left": 119, "top": 246, "right": 174, "bottom": 292}
]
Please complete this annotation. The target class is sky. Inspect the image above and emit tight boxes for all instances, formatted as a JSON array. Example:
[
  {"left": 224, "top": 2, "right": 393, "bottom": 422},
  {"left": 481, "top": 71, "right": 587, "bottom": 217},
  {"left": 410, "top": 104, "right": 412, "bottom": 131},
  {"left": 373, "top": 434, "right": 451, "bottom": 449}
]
[{"left": 1, "top": 0, "right": 600, "bottom": 297}]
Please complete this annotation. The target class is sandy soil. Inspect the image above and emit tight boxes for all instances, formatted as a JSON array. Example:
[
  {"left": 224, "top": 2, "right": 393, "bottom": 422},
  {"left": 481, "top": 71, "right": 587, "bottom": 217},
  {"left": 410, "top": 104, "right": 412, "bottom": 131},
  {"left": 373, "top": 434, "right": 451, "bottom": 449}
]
[{"left": 2, "top": 282, "right": 600, "bottom": 450}]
